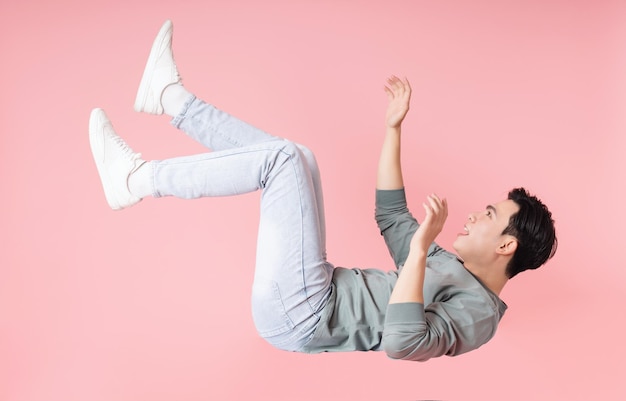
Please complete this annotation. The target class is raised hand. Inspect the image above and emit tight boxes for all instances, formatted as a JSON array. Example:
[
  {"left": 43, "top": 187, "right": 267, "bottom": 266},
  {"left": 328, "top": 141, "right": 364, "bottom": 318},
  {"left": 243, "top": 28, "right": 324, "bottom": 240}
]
[
  {"left": 410, "top": 194, "right": 448, "bottom": 253},
  {"left": 384, "top": 76, "right": 412, "bottom": 129}
]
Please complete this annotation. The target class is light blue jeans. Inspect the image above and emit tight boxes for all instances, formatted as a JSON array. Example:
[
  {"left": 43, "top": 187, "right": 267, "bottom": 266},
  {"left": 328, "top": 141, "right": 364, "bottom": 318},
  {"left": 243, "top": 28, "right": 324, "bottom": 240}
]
[{"left": 151, "top": 95, "right": 334, "bottom": 351}]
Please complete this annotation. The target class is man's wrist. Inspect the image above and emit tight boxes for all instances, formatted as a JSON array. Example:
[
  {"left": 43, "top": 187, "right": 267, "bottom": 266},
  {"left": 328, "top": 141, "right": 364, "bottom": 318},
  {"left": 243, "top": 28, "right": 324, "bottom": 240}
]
[{"left": 405, "top": 248, "right": 428, "bottom": 267}]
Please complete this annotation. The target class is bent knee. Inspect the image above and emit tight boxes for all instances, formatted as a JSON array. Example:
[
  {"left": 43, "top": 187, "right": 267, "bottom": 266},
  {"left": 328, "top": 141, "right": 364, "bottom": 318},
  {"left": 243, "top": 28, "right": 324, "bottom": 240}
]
[{"left": 279, "top": 141, "right": 317, "bottom": 166}]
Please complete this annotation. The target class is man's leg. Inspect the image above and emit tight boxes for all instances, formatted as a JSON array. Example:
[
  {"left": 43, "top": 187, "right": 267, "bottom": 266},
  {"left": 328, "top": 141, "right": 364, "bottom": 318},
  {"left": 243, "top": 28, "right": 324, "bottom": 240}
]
[
  {"left": 170, "top": 95, "right": 278, "bottom": 150},
  {"left": 133, "top": 19, "right": 329, "bottom": 263},
  {"left": 89, "top": 110, "right": 332, "bottom": 351},
  {"left": 155, "top": 143, "right": 333, "bottom": 351},
  {"left": 161, "top": 95, "right": 329, "bottom": 261}
]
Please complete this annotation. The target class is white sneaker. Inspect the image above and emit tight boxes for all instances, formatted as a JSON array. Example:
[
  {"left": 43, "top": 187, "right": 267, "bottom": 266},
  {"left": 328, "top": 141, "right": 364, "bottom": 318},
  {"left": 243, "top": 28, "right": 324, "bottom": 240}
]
[
  {"left": 134, "top": 19, "right": 181, "bottom": 115},
  {"left": 89, "top": 108, "right": 145, "bottom": 210}
]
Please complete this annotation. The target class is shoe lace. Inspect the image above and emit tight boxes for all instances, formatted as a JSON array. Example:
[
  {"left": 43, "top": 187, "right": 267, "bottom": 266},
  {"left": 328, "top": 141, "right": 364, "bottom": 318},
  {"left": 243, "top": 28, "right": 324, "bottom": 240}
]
[{"left": 112, "top": 133, "right": 141, "bottom": 160}]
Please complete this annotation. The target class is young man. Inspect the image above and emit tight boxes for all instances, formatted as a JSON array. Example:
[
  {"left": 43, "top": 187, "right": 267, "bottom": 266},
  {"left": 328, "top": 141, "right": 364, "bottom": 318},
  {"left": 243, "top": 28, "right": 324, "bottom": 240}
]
[{"left": 90, "top": 20, "right": 557, "bottom": 362}]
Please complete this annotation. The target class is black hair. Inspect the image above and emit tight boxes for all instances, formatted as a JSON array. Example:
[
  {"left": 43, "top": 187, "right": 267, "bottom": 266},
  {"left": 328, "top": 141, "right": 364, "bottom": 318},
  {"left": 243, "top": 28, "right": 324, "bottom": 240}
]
[{"left": 502, "top": 188, "right": 558, "bottom": 278}]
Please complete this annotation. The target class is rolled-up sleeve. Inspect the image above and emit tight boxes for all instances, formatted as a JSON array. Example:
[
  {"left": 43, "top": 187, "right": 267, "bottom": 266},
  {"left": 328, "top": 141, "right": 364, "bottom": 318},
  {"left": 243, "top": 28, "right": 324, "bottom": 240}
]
[
  {"left": 382, "top": 297, "right": 499, "bottom": 362},
  {"left": 375, "top": 189, "right": 441, "bottom": 268}
]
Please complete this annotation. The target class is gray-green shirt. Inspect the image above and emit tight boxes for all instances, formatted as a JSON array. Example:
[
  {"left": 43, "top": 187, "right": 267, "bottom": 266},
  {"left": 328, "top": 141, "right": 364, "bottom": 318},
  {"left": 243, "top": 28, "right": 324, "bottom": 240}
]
[{"left": 301, "top": 189, "right": 507, "bottom": 361}]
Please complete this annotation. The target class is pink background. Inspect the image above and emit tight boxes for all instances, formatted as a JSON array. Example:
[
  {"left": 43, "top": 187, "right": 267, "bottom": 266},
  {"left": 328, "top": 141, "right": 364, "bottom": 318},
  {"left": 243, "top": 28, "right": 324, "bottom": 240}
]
[{"left": 1, "top": 0, "right": 625, "bottom": 400}]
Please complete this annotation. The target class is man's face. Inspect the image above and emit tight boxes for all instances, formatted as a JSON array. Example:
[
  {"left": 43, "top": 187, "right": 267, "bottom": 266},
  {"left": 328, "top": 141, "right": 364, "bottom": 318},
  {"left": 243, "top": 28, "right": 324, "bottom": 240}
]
[{"left": 453, "top": 199, "right": 520, "bottom": 264}]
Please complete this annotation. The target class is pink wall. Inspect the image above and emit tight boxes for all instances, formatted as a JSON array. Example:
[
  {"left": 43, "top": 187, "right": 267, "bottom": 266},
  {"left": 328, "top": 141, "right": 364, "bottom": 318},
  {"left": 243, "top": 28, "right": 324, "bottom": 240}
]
[{"left": 1, "top": 1, "right": 624, "bottom": 400}]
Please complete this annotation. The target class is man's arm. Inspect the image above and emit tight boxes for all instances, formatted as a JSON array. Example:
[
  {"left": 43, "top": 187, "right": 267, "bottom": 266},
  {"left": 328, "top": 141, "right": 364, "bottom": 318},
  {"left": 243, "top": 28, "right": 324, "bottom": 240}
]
[
  {"left": 377, "top": 76, "right": 448, "bottom": 304},
  {"left": 383, "top": 295, "right": 499, "bottom": 361},
  {"left": 377, "top": 76, "right": 411, "bottom": 190}
]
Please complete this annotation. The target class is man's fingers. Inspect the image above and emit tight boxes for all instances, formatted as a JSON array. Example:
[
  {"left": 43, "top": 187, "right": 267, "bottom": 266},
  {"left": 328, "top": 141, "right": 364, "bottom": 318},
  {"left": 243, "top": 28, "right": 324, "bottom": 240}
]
[
  {"left": 387, "top": 75, "right": 408, "bottom": 95},
  {"left": 384, "top": 85, "right": 394, "bottom": 99},
  {"left": 425, "top": 194, "right": 448, "bottom": 225},
  {"left": 427, "top": 194, "right": 442, "bottom": 210},
  {"left": 385, "top": 75, "right": 411, "bottom": 97},
  {"left": 403, "top": 77, "right": 411, "bottom": 91}
]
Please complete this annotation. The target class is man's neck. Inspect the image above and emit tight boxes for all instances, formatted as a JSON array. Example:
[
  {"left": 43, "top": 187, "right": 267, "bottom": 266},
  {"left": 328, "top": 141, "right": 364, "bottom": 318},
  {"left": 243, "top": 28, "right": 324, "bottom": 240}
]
[{"left": 464, "top": 262, "right": 508, "bottom": 296}]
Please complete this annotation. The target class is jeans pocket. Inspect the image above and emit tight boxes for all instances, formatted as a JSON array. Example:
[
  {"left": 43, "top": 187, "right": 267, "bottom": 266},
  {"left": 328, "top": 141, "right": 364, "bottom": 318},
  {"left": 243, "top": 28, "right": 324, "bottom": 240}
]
[{"left": 251, "top": 279, "right": 295, "bottom": 338}]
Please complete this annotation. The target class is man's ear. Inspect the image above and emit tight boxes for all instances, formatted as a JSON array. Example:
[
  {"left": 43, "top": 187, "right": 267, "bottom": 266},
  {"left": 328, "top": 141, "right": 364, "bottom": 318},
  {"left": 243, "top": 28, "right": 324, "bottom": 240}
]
[{"left": 497, "top": 236, "right": 518, "bottom": 256}]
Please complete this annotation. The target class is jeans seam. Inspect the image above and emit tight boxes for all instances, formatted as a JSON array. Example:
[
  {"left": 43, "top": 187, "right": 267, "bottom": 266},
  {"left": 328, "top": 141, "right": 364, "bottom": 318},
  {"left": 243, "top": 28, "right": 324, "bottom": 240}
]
[{"left": 170, "top": 94, "right": 196, "bottom": 129}]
